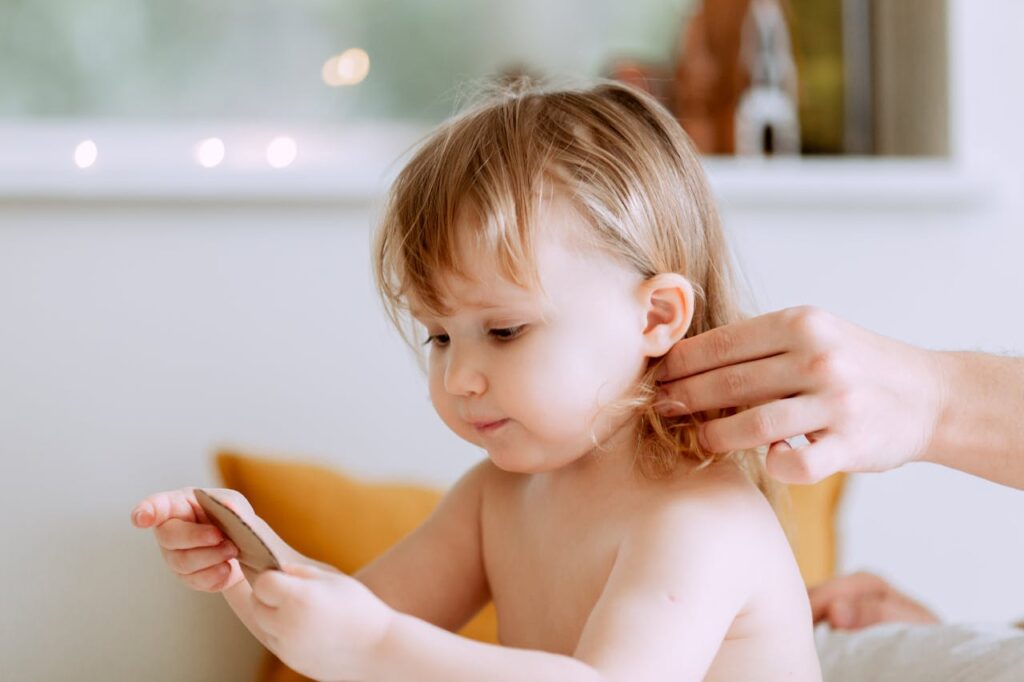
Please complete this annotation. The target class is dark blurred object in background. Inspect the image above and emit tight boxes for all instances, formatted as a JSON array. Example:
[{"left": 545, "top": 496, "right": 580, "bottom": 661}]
[
  {"left": 671, "top": 0, "right": 753, "bottom": 155},
  {"left": 733, "top": 0, "right": 801, "bottom": 156},
  {"left": 871, "top": 0, "right": 949, "bottom": 156},
  {"left": 604, "top": 58, "right": 674, "bottom": 109},
  {"left": 653, "top": 0, "right": 949, "bottom": 156},
  {"left": 790, "top": 0, "right": 847, "bottom": 155},
  {"left": 670, "top": 0, "right": 800, "bottom": 157}
]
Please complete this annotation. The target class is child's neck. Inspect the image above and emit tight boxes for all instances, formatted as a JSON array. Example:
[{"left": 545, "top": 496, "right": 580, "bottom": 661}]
[{"left": 543, "top": 417, "right": 644, "bottom": 489}]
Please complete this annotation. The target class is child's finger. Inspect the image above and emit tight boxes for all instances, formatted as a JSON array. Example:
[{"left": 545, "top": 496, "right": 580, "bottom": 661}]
[
  {"left": 252, "top": 570, "right": 300, "bottom": 608},
  {"left": 131, "top": 490, "right": 198, "bottom": 528},
  {"left": 178, "top": 560, "right": 236, "bottom": 593},
  {"left": 250, "top": 592, "right": 281, "bottom": 635},
  {"left": 282, "top": 563, "right": 323, "bottom": 580},
  {"left": 154, "top": 518, "right": 224, "bottom": 550},
  {"left": 161, "top": 540, "right": 238, "bottom": 575}
]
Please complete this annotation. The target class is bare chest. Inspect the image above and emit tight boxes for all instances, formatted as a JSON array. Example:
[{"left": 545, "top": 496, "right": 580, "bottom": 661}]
[{"left": 480, "top": 479, "right": 626, "bottom": 655}]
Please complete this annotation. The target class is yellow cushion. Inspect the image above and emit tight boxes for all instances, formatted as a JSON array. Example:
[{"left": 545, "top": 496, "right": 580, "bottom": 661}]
[
  {"left": 215, "top": 449, "right": 843, "bottom": 682},
  {"left": 783, "top": 473, "right": 845, "bottom": 587}
]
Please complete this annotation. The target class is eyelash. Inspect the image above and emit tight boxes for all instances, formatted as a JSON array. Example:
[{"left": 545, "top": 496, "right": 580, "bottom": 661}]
[{"left": 422, "top": 325, "right": 526, "bottom": 348}]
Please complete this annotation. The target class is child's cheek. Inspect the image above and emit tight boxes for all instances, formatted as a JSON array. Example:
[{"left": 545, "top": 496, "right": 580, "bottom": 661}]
[
  {"left": 426, "top": 369, "right": 465, "bottom": 436},
  {"left": 512, "top": 342, "right": 600, "bottom": 436}
]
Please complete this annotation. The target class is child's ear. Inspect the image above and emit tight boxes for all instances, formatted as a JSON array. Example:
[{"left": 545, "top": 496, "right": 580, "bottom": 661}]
[{"left": 638, "top": 273, "right": 695, "bottom": 358}]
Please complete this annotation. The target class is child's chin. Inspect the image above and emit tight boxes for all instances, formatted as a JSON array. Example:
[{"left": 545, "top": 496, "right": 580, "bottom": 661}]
[{"left": 486, "top": 449, "right": 556, "bottom": 474}]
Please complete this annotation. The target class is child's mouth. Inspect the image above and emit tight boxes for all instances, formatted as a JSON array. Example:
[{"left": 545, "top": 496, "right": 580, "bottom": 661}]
[{"left": 473, "top": 419, "right": 509, "bottom": 433}]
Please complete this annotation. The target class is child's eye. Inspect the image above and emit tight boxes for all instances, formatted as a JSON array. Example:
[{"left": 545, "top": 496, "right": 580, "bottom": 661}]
[
  {"left": 489, "top": 325, "right": 525, "bottom": 341},
  {"left": 423, "top": 333, "right": 450, "bottom": 347}
]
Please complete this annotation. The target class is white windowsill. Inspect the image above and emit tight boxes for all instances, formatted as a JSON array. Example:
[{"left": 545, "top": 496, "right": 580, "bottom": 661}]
[{"left": 0, "top": 121, "right": 990, "bottom": 211}]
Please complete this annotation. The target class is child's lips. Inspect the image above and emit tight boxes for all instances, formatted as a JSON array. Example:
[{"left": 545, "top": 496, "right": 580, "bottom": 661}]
[{"left": 472, "top": 418, "right": 509, "bottom": 433}]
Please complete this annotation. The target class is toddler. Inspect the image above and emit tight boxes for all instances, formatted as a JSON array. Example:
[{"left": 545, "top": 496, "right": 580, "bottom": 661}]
[{"left": 133, "top": 80, "right": 822, "bottom": 681}]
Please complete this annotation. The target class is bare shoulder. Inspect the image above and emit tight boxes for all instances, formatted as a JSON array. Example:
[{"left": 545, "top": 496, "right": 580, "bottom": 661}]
[
  {"left": 640, "top": 459, "right": 779, "bottom": 529},
  {"left": 626, "top": 460, "right": 790, "bottom": 590},
  {"left": 570, "top": 460, "right": 803, "bottom": 679}
]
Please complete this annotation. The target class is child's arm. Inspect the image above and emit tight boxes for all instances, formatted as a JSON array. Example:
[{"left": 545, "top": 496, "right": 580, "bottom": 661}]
[
  {"left": 226, "top": 457, "right": 493, "bottom": 649},
  {"left": 351, "top": 457, "right": 493, "bottom": 632},
  {"left": 568, "top": 496, "right": 760, "bottom": 680}
]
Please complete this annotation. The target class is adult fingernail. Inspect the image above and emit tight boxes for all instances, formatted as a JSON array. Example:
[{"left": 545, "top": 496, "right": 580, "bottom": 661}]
[{"left": 697, "top": 424, "right": 710, "bottom": 450}]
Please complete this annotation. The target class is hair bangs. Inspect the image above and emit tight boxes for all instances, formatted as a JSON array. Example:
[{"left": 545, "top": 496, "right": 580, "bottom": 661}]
[{"left": 376, "top": 104, "right": 552, "bottom": 328}]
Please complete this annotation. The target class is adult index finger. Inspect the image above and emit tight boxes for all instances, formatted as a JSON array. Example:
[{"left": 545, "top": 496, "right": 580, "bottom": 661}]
[
  {"left": 656, "top": 354, "right": 803, "bottom": 415},
  {"left": 655, "top": 309, "right": 796, "bottom": 382}
]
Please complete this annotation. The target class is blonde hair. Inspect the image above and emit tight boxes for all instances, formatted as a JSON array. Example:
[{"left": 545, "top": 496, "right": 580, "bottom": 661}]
[{"left": 373, "top": 78, "right": 782, "bottom": 507}]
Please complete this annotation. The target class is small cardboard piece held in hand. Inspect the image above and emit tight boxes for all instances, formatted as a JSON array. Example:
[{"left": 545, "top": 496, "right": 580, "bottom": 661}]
[{"left": 194, "top": 488, "right": 282, "bottom": 583}]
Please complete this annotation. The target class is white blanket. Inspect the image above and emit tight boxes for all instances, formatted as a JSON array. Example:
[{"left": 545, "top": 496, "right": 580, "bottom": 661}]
[{"left": 815, "top": 622, "right": 1024, "bottom": 681}]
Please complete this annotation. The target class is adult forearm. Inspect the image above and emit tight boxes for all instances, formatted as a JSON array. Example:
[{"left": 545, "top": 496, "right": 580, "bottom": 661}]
[
  {"left": 927, "top": 351, "right": 1024, "bottom": 489},
  {"left": 370, "top": 612, "right": 603, "bottom": 682}
]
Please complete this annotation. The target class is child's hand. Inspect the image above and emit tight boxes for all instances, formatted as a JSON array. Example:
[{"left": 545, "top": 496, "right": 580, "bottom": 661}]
[
  {"left": 249, "top": 564, "right": 394, "bottom": 682},
  {"left": 130, "top": 487, "right": 251, "bottom": 593}
]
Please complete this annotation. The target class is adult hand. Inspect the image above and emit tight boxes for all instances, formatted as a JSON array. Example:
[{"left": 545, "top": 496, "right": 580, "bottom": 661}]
[
  {"left": 809, "top": 572, "right": 939, "bottom": 630},
  {"left": 655, "top": 306, "right": 946, "bottom": 484}
]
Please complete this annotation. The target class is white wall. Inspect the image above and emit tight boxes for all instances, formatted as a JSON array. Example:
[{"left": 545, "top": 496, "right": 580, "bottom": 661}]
[{"left": 2, "top": 2, "right": 1022, "bottom": 680}]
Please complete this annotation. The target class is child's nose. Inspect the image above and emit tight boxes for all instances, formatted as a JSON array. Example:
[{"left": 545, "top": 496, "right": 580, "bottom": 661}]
[{"left": 443, "top": 348, "right": 487, "bottom": 396}]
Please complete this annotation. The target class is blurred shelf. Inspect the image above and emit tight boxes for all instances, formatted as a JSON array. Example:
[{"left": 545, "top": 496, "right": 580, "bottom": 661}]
[
  {"left": 703, "top": 157, "right": 988, "bottom": 211},
  {"left": 0, "top": 122, "right": 990, "bottom": 211}
]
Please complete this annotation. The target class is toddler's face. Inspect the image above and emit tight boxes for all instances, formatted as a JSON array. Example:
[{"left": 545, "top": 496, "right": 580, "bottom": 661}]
[{"left": 410, "top": 194, "right": 652, "bottom": 474}]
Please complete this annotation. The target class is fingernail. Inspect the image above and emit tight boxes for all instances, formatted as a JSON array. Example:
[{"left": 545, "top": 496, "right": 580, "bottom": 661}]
[
  {"left": 654, "top": 392, "right": 669, "bottom": 414},
  {"left": 696, "top": 424, "right": 709, "bottom": 450}
]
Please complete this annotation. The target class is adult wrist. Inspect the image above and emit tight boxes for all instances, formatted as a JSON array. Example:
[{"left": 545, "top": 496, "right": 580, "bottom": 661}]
[{"left": 917, "top": 349, "right": 958, "bottom": 468}]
